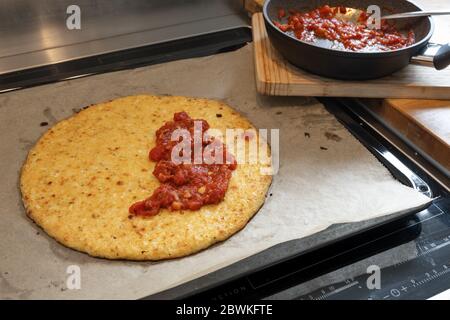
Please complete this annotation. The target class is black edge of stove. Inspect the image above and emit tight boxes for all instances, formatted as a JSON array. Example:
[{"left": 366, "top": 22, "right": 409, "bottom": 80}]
[
  {"left": 148, "top": 202, "right": 434, "bottom": 301},
  {"left": 343, "top": 98, "right": 450, "bottom": 192},
  {"left": 322, "top": 97, "right": 447, "bottom": 198},
  {"left": 146, "top": 97, "right": 447, "bottom": 301},
  {"left": 0, "top": 27, "right": 252, "bottom": 93}
]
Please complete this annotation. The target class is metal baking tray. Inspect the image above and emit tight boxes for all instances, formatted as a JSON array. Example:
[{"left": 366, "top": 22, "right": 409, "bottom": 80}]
[{"left": 1, "top": 26, "right": 445, "bottom": 300}]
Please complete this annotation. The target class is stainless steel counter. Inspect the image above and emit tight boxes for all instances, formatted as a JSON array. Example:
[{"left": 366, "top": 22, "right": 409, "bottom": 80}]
[{"left": 0, "top": 0, "right": 248, "bottom": 75}]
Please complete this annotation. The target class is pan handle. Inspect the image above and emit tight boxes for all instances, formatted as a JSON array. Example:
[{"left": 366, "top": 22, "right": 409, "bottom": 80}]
[{"left": 411, "top": 43, "right": 450, "bottom": 70}]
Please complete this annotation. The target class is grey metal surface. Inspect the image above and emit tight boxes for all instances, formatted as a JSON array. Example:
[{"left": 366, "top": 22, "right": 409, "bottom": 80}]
[{"left": 0, "top": 0, "right": 248, "bottom": 75}]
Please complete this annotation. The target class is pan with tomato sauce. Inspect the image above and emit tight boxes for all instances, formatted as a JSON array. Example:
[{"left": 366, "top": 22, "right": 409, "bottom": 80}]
[
  {"left": 263, "top": 0, "right": 450, "bottom": 80},
  {"left": 274, "top": 5, "right": 415, "bottom": 52}
]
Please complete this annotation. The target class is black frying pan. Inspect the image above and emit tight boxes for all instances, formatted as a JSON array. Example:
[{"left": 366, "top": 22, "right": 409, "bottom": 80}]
[{"left": 263, "top": 0, "right": 450, "bottom": 79}]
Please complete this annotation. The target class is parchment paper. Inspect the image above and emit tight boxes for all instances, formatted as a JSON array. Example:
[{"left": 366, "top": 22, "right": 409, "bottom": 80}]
[{"left": 0, "top": 44, "right": 430, "bottom": 299}]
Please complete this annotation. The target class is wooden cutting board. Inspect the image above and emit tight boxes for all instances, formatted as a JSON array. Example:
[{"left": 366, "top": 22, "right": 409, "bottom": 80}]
[
  {"left": 252, "top": 13, "right": 450, "bottom": 99},
  {"left": 372, "top": 99, "right": 450, "bottom": 170},
  {"left": 247, "top": 0, "right": 450, "bottom": 172}
]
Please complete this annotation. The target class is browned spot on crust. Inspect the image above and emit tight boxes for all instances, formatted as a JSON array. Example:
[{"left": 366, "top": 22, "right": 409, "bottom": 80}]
[{"left": 324, "top": 132, "right": 342, "bottom": 142}]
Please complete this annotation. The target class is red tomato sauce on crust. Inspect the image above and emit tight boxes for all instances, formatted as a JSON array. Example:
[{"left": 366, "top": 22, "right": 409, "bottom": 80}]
[
  {"left": 129, "top": 112, "right": 237, "bottom": 217},
  {"left": 274, "top": 5, "right": 415, "bottom": 52}
]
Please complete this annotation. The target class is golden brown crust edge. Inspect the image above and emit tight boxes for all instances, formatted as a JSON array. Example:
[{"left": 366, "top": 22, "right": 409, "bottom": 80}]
[{"left": 20, "top": 95, "right": 272, "bottom": 260}]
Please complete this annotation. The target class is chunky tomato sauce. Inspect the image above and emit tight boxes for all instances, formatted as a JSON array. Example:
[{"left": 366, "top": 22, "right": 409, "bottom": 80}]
[
  {"left": 129, "top": 112, "right": 236, "bottom": 217},
  {"left": 274, "top": 5, "right": 415, "bottom": 51}
]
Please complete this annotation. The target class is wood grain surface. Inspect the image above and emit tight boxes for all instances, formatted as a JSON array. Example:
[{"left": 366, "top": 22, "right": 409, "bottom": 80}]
[
  {"left": 252, "top": 13, "right": 450, "bottom": 99},
  {"left": 246, "top": 0, "right": 450, "bottom": 170},
  {"left": 376, "top": 99, "right": 450, "bottom": 170}
]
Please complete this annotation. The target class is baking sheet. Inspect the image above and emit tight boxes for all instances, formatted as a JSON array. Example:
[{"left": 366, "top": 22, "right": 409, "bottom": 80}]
[{"left": 0, "top": 44, "right": 430, "bottom": 299}]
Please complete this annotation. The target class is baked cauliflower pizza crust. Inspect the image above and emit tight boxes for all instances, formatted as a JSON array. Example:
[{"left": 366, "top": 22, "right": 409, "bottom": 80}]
[{"left": 20, "top": 95, "right": 272, "bottom": 260}]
